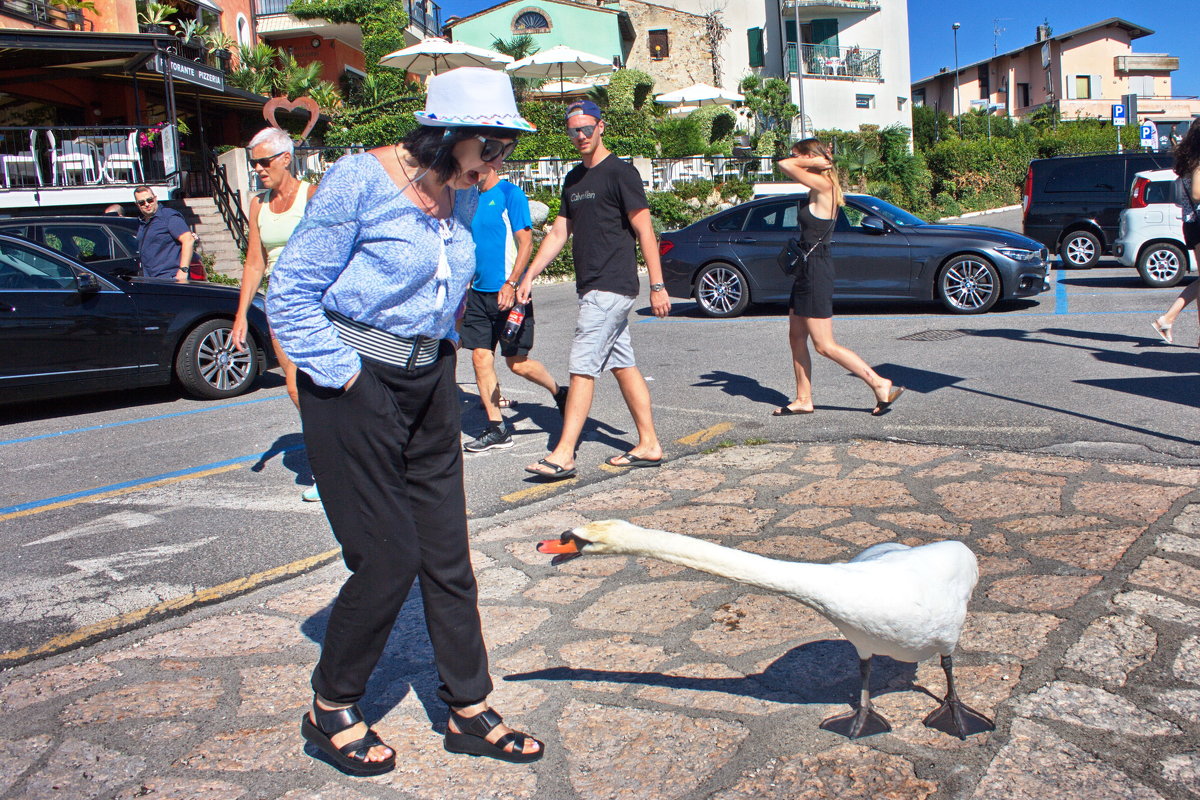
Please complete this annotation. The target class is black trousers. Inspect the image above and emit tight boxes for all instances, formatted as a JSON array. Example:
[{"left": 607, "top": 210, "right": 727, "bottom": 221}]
[{"left": 297, "top": 344, "right": 492, "bottom": 707}]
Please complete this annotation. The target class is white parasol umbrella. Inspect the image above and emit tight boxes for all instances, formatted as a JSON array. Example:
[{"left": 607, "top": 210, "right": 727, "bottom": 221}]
[
  {"left": 655, "top": 83, "right": 745, "bottom": 108},
  {"left": 379, "top": 37, "right": 513, "bottom": 76},
  {"left": 506, "top": 45, "right": 612, "bottom": 100},
  {"left": 527, "top": 78, "right": 606, "bottom": 100}
]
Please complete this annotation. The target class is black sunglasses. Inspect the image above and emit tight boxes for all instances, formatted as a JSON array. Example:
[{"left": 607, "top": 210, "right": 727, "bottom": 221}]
[
  {"left": 135, "top": 197, "right": 156, "bottom": 206},
  {"left": 475, "top": 136, "right": 518, "bottom": 163},
  {"left": 249, "top": 151, "right": 286, "bottom": 169},
  {"left": 566, "top": 124, "right": 597, "bottom": 139}
]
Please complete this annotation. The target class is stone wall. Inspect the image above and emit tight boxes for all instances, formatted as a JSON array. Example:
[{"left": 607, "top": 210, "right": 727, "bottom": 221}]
[{"left": 620, "top": 0, "right": 713, "bottom": 94}]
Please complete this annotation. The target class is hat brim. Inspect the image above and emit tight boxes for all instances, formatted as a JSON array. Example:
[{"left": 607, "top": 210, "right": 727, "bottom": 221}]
[{"left": 414, "top": 111, "right": 536, "bottom": 133}]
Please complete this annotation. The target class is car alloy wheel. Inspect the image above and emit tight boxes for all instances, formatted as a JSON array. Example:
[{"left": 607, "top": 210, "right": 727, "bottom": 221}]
[
  {"left": 175, "top": 318, "right": 259, "bottom": 399},
  {"left": 1061, "top": 230, "right": 1100, "bottom": 268},
  {"left": 695, "top": 262, "right": 750, "bottom": 318},
  {"left": 1137, "top": 243, "right": 1187, "bottom": 288},
  {"left": 938, "top": 255, "right": 1000, "bottom": 314}
]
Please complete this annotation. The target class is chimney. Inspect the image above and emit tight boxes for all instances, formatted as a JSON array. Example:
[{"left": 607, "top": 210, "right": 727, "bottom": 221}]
[{"left": 1036, "top": 23, "right": 1052, "bottom": 42}]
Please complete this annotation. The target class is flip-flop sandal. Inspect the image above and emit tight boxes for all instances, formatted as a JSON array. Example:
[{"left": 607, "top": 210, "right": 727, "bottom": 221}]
[
  {"left": 524, "top": 458, "right": 576, "bottom": 480},
  {"left": 872, "top": 386, "right": 905, "bottom": 416},
  {"left": 301, "top": 703, "right": 395, "bottom": 776},
  {"left": 1152, "top": 318, "right": 1173, "bottom": 344},
  {"left": 445, "top": 707, "right": 544, "bottom": 764},
  {"left": 498, "top": 397, "right": 515, "bottom": 409},
  {"left": 606, "top": 451, "right": 663, "bottom": 468},
  {"left": 772, "top": 405, "right": 814, "bottom": 416}
]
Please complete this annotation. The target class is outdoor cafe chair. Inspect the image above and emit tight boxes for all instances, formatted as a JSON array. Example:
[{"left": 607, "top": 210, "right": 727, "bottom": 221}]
[
  {"left": 101, "top": 131, "right": 143, "bottom": 184},
  {"left": 47, "top": 130, "right": 99, "bottom": 186},
  {"left": 0, "top": 129, "right": 43, "bottom": 188}
]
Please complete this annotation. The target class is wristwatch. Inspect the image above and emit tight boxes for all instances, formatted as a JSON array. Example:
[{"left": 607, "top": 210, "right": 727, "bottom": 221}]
[
  {"left": 505, "top": 280, "right": 518, "bottom": 289},
  {"left": 650, "top": 283, "right": 666, "bottom": 292}
]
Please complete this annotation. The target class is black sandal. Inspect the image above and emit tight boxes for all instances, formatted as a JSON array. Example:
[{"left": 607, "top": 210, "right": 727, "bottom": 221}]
[
  {"left": 301, "top": 701, "right": 396, "bottom": 776},
  {"left": 444, "top": 707, "right": 544, "bottom": 764}
]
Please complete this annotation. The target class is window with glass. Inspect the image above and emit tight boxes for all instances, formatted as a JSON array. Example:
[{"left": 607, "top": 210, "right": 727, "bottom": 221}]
[
  {"left": 0, "top": 241, "right": 78, "bottom": 290},
  {"left": 513, "top": 9, "right": 550, "bottom": 33}
]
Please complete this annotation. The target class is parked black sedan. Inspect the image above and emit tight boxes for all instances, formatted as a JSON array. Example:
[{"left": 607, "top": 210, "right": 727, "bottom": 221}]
[
  {"left": 659, "top": 194, "right": 1051, "bottom": 317},
  {"left": 0, "top": 233, "right": 271, "bottom": 404}
]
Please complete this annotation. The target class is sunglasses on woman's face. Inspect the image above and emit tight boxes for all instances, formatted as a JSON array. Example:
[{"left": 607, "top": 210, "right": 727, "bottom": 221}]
[
  {"left": 249, "top": 151, "right": 286, "bottom": 169},
  {"left": 475, "top": 136, "right": 518, "bottom": 163}
]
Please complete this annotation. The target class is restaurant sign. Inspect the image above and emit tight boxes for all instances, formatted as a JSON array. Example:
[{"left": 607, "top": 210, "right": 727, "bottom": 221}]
[{"left": 151, "top": 54, "right": 225, "bottom": 92}]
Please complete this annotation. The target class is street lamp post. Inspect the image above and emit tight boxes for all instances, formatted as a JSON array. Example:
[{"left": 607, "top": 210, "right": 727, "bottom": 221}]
[{"left": 952, "top": 22, "right": 962, "bottom": 136}]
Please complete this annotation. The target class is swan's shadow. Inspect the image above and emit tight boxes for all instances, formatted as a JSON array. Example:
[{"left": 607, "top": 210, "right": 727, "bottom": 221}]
[{"left": 504, "top": 639, "right": 928, "bottom": 708}]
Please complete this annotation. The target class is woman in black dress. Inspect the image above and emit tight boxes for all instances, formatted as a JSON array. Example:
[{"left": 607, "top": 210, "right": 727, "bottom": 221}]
[{"left": 773, "top": 138, "right": 903, "bottom": 416}]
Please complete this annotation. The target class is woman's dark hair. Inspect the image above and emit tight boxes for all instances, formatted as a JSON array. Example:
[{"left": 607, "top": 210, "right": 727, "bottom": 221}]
[
  {"left": 402, "top": 125, "right": 523, "bottom": 183},
  {"left": 1175, "top": 120, "right": 1200, "bottom": 178}
]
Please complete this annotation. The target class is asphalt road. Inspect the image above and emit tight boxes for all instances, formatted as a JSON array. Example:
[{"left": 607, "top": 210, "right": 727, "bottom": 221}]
[{"left": 2, "top": 207, "right": 1197, "bottom": 660}]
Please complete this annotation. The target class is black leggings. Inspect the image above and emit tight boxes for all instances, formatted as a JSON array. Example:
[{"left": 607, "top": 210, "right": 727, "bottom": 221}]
[{"left": 298, "top": 345, "right": 492, "bottom": 708}]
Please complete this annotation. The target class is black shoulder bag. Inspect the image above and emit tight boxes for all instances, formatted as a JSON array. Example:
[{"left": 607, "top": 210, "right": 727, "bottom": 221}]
[{"left": 776, "top": 204, "right": 836, "bottom": 277}]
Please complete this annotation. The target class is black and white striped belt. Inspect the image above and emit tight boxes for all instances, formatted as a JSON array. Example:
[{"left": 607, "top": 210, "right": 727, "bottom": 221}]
[{"left": 326, "top": 309, "right": 443, "bottom": 370}]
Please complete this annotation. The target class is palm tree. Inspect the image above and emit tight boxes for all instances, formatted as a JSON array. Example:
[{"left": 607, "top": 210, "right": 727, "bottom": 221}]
[{"left": 491, "top": 34, "right": 539, "bottom": 101}]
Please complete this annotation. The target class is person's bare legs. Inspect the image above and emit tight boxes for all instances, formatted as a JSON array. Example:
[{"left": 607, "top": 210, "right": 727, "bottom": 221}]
[
  {"left": 610, "top": 365, "right": 663, "bottom": 461},
  {"left": 472, "top": 348, "right": 503, "bottom": 424},
  {"left": 804, "top": 316, "right": 895, "bottom": 404},
  {"left": 271, "top": 338, "right": 299, "bottom": 410},
  {"left": 506, "top": 354, "right": 560, "bottom": 396},
  {"left": 783, "top": 311, "right": 815, "bottom": 413},
  {"left": 529, "top": 373, "right": 593, "bottom": 473}
]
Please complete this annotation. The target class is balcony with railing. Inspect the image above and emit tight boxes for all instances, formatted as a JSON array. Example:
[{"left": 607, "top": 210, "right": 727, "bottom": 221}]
[
  {"left": 785, "top": 43, "right": 881, "bottom": 81},
  {"left": 780, "top": 0, "right": 879, "bottom": 16},
  {"left": 406, "top": 0, "right": 441, "bottom": 37},
  {"left": 0, "top": 0, "right": 92, "bottom": 30}
]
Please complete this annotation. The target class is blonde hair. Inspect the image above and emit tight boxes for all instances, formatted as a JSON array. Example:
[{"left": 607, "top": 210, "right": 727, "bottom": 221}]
[{"left": 791, "top": 138, "right": 843, "bottom": 208}]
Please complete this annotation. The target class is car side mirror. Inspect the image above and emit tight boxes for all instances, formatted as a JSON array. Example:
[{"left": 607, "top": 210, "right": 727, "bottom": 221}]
[
  {"left": 861, "top": 216, "right": 887, "bottom": 234},
  {"left": 76, "top": 272, "right": 101, "bottom": 294}
]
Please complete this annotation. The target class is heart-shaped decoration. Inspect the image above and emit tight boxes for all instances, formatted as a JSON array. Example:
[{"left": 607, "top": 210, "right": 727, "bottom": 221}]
[{"left": 263, "top": 96, "right": 321, "bottom": 143}]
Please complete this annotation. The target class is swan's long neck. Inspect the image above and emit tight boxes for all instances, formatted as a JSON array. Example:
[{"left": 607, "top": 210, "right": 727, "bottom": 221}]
[{"left": 599, "top": 525, "right": 835, "bottom": 608}]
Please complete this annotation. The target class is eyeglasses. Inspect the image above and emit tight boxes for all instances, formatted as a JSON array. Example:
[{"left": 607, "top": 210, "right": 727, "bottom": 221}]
[
  {"left": 566, "top": 124, "right": 597, "bottom": 139},
  {"left": 249, "top": 151, "right": 286, "bottom": 169},
  {"left": 475, "top": 136, "right": 518, "bottom": 163},
  {"left": 135, "top": 197, "right": 156, "bottom": 206}
]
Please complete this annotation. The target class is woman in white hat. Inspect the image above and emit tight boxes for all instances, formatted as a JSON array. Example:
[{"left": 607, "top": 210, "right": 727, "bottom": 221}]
[{"left": 268, "top": 67, "right": 541, "bottom": 777}]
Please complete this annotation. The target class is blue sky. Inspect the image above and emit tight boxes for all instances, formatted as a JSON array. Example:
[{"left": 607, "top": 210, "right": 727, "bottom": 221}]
[{"left": 436, "top": 0, "right": 1197, "bottom": 97}]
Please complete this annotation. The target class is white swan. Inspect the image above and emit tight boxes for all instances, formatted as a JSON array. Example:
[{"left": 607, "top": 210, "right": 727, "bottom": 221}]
[{"left": 537, "top": 519, "right": 994, "bottom": 740}]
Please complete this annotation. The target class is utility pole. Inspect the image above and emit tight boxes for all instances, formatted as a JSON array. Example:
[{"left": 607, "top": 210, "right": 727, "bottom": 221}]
[{"left": 952, "top": 23, "right": 962, "bottom": 135}]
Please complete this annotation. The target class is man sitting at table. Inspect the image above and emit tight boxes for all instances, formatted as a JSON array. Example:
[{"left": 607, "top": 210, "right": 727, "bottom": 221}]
[{"left": 133, "top": 186, "right": 193, "bottom": 283}]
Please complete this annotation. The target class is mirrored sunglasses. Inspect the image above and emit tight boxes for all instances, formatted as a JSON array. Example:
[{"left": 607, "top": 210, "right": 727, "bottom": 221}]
[
  {"left": 249, "top": 151, "right": 286, "bottom": 169},
  {"left": 475, "top": 136, "right": 518, "bottom": 163},
  {"left": 567, "top": 124, "right": 597, "bottom": 139},
  {"left": 135, "top": 197, "right": 156, "bottom": 206}
]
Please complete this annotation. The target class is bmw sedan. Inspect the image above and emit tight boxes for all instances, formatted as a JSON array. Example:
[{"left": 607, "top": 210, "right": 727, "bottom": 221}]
[
  {"left": 0, "top": 233, "right": 271, "bottom": 404},
  {"left": 659, "top": 194, "right": 1051, "bottom": 317}
]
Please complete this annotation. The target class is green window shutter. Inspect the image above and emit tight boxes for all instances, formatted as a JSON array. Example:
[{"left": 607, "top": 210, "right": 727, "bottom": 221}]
[
  {"left": 784, "top": 19, "right": 797, "bottom": 44},
  {"left": 812, "top": 18, "right": 839, "bottom": 57},
  {"left": 748, "top": 27, "right": 764, "bottom": 68}
]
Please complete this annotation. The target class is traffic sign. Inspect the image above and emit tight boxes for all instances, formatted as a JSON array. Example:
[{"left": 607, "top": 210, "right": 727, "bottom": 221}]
[
  {"left": 1112, "top": 104, "right": 1127, "bottom": 126},
  {"left": 1141, "top": 122, "right": 1157, "bottom": 148}
]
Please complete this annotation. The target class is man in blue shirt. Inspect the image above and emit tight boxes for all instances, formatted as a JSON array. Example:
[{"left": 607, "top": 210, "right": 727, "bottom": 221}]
[
  {"left": 134, "top": 186, "right": 193, "bottom": 282},
  {"left": 460, "top": 170, "right": 566, "bottom": 453}
]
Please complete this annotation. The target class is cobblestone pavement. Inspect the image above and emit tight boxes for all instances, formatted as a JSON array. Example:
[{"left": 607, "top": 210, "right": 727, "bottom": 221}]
[{"left": 4, "top": 440, "right": 1200, "bottom": 800}]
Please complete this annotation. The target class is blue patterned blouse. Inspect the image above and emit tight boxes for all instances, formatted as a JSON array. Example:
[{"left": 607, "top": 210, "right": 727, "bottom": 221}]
[{"left": 267, "top": 152, "right": 479, "bottom": 388}]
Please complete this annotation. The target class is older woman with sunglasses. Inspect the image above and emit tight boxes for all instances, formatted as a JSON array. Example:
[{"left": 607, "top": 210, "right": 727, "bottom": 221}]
[
  {"left": 231, "top": 127, "right": 317, "bottom": 417},
  {"left": 267, "top": 68, "right": 542, "bottom": 778}
]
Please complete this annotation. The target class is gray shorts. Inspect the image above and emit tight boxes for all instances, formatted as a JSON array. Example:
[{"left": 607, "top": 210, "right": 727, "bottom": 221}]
[{"left": 568, "top": 290, "right": 636, "bottom": 376}]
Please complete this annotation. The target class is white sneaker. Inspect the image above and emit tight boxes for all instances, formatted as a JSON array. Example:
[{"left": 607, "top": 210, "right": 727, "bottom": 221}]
[{"left": 301, "top": 485, "right": 321, "bottom": 502}]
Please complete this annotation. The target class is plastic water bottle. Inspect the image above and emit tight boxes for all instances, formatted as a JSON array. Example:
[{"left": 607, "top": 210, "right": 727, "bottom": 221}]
[{"left": 501, "top": 302, "right": 526, "bottom": 343}]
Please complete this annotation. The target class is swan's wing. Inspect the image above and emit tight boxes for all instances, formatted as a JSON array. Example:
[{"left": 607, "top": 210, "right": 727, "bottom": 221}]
[{"left": 847, "top": 542, "right": 912, "bottom": 563}]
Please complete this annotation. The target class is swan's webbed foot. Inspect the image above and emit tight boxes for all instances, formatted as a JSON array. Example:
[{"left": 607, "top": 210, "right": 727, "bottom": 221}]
[
  {"left": 820, "top": 704, "right": 892, "bottom": 739},
  {"left": 922, "top": 698, "right": 994, "bottom": 739}
]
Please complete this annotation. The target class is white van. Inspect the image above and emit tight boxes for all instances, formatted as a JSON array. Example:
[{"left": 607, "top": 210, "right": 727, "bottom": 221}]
[{"left": 1114, "top": 168, "right": 1196, "bottom": 287}]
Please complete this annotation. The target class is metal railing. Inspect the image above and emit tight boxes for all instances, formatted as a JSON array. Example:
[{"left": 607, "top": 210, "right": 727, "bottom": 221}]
[
  {"left": 781, "top": 0, "right": 879, "bottom": 11},
  {"left": 406, "top": 0, "right": 442, "bottom": 37},
  {"left": 785, "top": 43, "right": 882, "bottom": 80},
  {"left": 207, "top": 158, "right": 248, "bottom": 252},
  {"left": 0, "top": 0, "right": 92, "bottom": 29},
  {"left": 0, "top": 126, "right": 173, "bottom": 190},
  {"left": 255, "top": 0, "right": 290, "bottom": 15},
  {"left": 501, "top": 157, "right": 774, "bottom": 194}
]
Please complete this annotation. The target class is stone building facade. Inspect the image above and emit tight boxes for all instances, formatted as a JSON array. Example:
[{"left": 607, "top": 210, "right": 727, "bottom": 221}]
[{"left": 618, "top": 0, "right": 713, "bottom": 94}]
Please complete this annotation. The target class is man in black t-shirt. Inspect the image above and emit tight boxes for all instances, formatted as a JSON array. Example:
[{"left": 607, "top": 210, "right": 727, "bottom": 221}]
[{"left": 517, "top": 100, "right": 671, "bottom": 480}]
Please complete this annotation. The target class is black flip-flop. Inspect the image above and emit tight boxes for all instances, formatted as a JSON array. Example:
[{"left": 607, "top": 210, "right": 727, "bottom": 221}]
[
  {"left": 525, "top": 458, "right": 576, "bottom": 480},
  {"left": 872, "top": 386, "right": 905, "bottom": 416},
  {"left": 606, "top": 451, "right": 663, "bottom": 468},
  {"left": 772, "top": 405, "right": 814, "bottom": 416}
]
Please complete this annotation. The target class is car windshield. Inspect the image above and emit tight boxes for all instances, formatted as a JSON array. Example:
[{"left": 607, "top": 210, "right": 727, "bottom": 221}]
[{"left": 850, "top": 196, "right": 927, "bottom": 227}]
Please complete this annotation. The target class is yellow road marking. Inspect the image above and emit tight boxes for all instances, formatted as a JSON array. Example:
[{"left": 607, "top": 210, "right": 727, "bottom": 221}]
[
  {"left": 677, "top": 422, "right": 735, "bottom": 446},
  {"left": 0, "top": 548, "right": 341, "bottom": 667},
  {"left": 0, "top": 463, "right": 245, "bottom": 523},
  {"left": 503, "top": 479, "right": 577, "bottom": 503}
]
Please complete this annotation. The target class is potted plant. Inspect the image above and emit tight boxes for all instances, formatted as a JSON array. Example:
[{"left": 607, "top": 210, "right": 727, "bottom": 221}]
[
  {"left": 204, "top": 30, "right": 236, "bottom": 70},
  {"left": 138, "top": 2, "right": 174, "bottom": 34},
  {"left": 175, "top": 19, "right": 209, "bottom": 48},
  {"left": 51, "top": 0, "right": 96, "bottom": 29}
]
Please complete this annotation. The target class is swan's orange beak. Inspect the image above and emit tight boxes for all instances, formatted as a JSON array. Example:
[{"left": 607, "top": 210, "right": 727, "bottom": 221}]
[{"left": 537, "top": 532, "right": 583, "bottom": 565}]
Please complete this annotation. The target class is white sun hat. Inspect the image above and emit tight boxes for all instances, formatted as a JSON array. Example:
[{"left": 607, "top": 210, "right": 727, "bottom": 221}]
[{"left": 414, "top": 66, "right": 536, "bottom": 133}]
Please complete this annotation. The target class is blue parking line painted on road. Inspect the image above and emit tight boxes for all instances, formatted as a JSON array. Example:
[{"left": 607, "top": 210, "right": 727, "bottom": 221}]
[
  {"left": 0, "top": 395, "right": 286, "bottom": 448},
  {"left": 0, "top": 444, "right": 305, "bottom": 516},
  {"left": 1054, "top": 268, "right": 1069, "bottom": 314}
]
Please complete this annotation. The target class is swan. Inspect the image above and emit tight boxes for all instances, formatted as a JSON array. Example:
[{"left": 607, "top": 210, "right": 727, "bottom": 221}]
[{"left": 537, "top": 520, "right": 994, "bottom": 740}]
